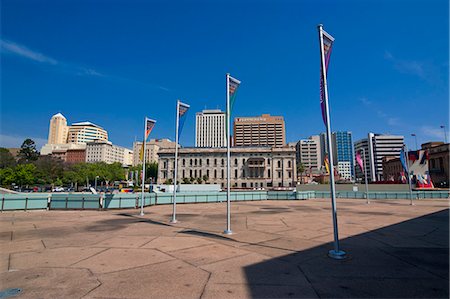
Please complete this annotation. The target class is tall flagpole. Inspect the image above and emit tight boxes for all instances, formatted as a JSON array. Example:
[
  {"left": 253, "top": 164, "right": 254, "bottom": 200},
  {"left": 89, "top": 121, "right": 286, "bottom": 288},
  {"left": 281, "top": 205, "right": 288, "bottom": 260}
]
[
  {"left": 171, "top": 100, "right": 180, "bottom": 223},
  {"left": 362, "top": 147, "right": 369, "bottom": 204},
  {"left": 224, "top": 73, "right": 232, "bottom": 235},
  {"left": 404, "top": 144, "right": 414, "bottom": 205},
  {"left": 318, "top": 24, "right": 346, "bottom": 259},
  {"left": 140, "top": 118, "right": 147, "bottom": 216}
]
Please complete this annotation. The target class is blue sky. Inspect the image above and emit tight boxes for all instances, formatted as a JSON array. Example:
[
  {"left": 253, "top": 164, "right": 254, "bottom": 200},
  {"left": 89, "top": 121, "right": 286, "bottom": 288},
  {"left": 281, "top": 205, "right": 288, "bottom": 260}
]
[{"left": 1, "top": 0, "right": 448, "bottom": 151}]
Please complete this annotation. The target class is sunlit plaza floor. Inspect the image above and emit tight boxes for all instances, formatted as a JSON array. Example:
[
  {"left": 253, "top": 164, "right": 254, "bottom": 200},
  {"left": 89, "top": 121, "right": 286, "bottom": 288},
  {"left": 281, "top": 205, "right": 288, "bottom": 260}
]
[{"left": 0, "top": 198, "right": 448, "bottom": 298}]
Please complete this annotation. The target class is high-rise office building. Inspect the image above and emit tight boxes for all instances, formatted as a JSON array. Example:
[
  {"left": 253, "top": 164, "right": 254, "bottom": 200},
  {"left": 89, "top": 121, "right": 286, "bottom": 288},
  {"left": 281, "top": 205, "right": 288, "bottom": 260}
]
[
  {"left": 67, "top": 122, "right": 108, "bottom": 144},
  {"left": 296, "top": 135, "right": 322, "bottom": 173},
  {"left": 354, "top": 133, "right": 404, "bottom": 181},
  {"left": 195, "top": 110, "right": 226, "bottom": 148},
  {"left": 332, "top": 131, "right": 354, "bottom": 179},
  {"left": 234, "top": 114, "right": 285, "bottom": 147},
  {"left": 47, "top": 113, "right": 68, "bottom": 144}
]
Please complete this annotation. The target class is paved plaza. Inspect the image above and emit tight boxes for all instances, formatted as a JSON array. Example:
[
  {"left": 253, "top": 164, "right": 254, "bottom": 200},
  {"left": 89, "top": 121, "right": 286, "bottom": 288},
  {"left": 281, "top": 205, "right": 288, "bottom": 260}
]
[{"left": 0, "top": 198, "right": 448, "bottom": 298}]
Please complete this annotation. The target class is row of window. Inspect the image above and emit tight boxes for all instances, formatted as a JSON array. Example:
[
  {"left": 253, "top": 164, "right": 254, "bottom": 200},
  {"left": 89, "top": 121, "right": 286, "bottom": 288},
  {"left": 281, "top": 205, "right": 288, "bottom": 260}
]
[{"left": 162, "top": 168, "right": 293, "bottom": 180}]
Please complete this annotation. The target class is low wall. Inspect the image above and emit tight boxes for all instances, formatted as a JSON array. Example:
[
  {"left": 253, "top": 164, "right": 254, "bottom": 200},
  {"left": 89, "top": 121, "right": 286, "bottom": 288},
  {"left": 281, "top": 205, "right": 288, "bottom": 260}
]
[
  {"left": 1, "top": 190, "right": 448, "bottom": 211},
  {"left": 297, "top": 184, "right": 411, "bottom": 192}
]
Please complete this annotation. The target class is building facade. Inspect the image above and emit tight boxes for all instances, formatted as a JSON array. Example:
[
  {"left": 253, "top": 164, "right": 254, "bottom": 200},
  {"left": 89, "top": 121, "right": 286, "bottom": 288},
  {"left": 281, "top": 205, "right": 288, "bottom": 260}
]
[
  {"left": 332, "top": 131, "right": 354, "bottom": 179},
  {"left": 86, "top": 140, "right": 132, "bottom": 165},
  {"left": 427, "top": 143, "right": 449, "bottom": 187},
  {"left": 234, "top": 114, "right": 286, "bottom": 147},
  {"left": 41, "top": 143, "right": 87, "bottom": 157},
  {"left": 47, "top": 113, "right": 68, "bottom": 144},
  {"left": 354, "top": 133, "right": 404, "bottom": 182},
  {"left": 132, "top": 139, "right": 177, "bottom": 166},
  {"left": 67, "top": 122, "right": 108, "bottom": 144},
  {"left": 296, "top": 138, "right": 321, "bottom": 172},
  {"left": 195, "top": 109, "right": 226, "bottom": 148},
  {"left": 66, "top": 149, "right": 86, "bottom": 164},
  {"left": 157, "top": 146, "right": 297, "bottom": 188}
]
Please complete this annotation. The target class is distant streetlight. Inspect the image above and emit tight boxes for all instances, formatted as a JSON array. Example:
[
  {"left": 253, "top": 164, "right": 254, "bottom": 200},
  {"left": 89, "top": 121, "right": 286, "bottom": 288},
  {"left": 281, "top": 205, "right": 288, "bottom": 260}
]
[
  {"left": 440, "top": 125, "right": 448, "bottom": 143},
  {"left": 411, "top": 133, "right": 418, "bottom": 150},
  {"left": 95, "top": 176, "right": 99, "bottom": 191}
]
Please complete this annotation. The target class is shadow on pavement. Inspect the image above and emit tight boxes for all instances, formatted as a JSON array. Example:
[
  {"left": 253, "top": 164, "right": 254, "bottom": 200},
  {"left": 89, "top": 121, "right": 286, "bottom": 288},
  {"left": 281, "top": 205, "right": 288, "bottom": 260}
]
[{"left": 244, "top": 209, "right": 449, "bottom": 298}]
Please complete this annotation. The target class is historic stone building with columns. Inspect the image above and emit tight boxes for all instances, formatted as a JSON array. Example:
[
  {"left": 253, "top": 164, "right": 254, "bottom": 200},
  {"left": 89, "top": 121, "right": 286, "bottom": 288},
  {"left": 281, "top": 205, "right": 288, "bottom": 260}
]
[{"left": 157, "top": 146, "right": 297, "bottom": 188}]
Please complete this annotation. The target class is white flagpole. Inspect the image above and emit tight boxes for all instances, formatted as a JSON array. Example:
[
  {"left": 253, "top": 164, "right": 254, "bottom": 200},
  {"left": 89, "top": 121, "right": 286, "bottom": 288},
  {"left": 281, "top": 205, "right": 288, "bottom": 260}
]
[
  {"left": 171, "top": 100, "right": 180, "bottom": 223},
  {"left": 318, "top": 24, "right": 346, "bottom": 259},
  {"left": 404, "top": 144, "right": 414, "bottom": 205},
  {"left": 362, "top": 147, "right": 369, "bottom": 204},
  {"left": 224, "top": 73, "right": 232, "bottom": 235},
  {"left": 140, "top": 117, "right": 147, "bottom": 216}
]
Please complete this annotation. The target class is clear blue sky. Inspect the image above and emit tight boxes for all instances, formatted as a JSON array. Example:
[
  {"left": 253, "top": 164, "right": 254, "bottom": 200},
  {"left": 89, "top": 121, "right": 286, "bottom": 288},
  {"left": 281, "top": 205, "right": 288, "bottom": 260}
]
[{"left": 1, "top": 0, "right": 448, "bottom": 151}]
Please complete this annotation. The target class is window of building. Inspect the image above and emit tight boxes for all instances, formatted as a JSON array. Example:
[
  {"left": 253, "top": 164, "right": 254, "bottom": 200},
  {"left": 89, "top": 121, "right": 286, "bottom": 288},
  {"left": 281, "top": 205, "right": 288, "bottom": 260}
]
[
  {"left": 163, "top": 161, "right": 167, "bottom": 168},
  {"left": 182, "top": 170, "right": 185, "bottom": 178},
  {"left": 268, "top": 169, "right": 270, "bottom": 178},
  {"left": 278, "top": 171, "right": 281, "bottom": 178},
  {"left": 195, "top": 159, "right": 197, "bottom": 166},
  {"left": 234, "top": 158, "right": 238, "bottom": 166},
  {"left": 242, "top": 170, "right": 246, "bottom": 177},
  {"left": 277, "top": 161, "right": 281, "bottom": 168},
  {"left": 214, "top": 169, "right": 217, "bottom": 178},
  {"left": 190, "top": 159, "right": 193, "bottom": 166},
  {"left": 267, "top": 159, "right": 270, "bottom": 165},
  {"left": 182, "top": 159, "right": 185, "bottom": 166},
  {"left": 214, "top": 159, "right": 217, "bottom": 166},
  {"left": 221, "top": 169, "right": 224, "bottom": 178},
  {"left": 235, "top": 169, "right": 238, "bottom": 178},
  {"left": 288, "top": 161, "right": 291, "bottom": 167},
  {"left": 288, "top": 171, "right": 292, "bottom": 178},
  {"left": 206, "top": 169, "right": 209, "bottom": 177},
  {"left": 221, "top": 159, "right": 224, "bottom": 166},
  {"left": 190, "top": 169, "right": 193, "bottom": 178},
  {"left": 242, "top": 158, "right": 246, "bottom": 165}
]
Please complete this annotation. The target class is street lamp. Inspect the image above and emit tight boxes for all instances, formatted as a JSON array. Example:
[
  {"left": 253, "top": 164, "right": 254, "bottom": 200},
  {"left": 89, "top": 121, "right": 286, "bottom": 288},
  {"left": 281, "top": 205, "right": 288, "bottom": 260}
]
[
  {"left": 95, "top": 176, "right": 99, "bottom": 191},
  {"left": 411, "top": 133, "right": 418, "bottom": 150},
  {"left": 440, "top": 125, "right": 447, "bottom": 143}
]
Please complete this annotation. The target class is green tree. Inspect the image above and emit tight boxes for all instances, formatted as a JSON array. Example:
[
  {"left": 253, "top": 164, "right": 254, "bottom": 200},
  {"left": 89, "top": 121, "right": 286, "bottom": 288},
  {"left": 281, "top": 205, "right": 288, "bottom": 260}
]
[
  {"left": 146, "top": 162, "right": 158, "bottom": 181},
  {"left": 0, "top": 167, "right": 15, "bottom": 186},
  {"left": 202, "top": 175, "right": 209, "bottom": 184},
  {"left": 14, "top": 164, "right": 37, "bottom": 187},
  {"left": 17, "top": 139, "right": 39, "bottom": 163},
  {"left": 196, "top": 177, "right": 202, "bottom": 184},
  {"left": 34, "top": 155, "right": 65, "bottom": 185},
  {"left": 164, "top": 178, "right": 173, "bottom": 185},
  {"left": 0, "top": 148, "right": 16, "bottom": 168},
  {"left": 297, "top": 163, "right": 306, "bottom": 184},
  {"left": 182, "top": 177, "right": 190, "bottom": 184}
]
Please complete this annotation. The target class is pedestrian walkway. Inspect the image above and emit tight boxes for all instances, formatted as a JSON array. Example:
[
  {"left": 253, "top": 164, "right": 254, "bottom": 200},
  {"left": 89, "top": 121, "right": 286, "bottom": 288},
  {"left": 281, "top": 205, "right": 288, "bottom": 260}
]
[{"left": 0, "top": 198, "right": 448, "bottom": 298}]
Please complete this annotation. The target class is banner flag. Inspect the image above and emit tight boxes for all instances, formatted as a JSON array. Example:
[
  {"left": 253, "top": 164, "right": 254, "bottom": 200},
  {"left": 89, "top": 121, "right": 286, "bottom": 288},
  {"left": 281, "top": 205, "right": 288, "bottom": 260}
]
[
  {"left": 140, "top": 118, "right": 156, "bottom": 161},
  {"left": 319, "top": 29, "right": 334, "bottom": 126},
  {"left": 229, "top": 75, "right": 241, "bottom": 115},
  {"left": 400, "top": 148, "right": 408, "bottom": 173},
  {"left": 324, "top": 154, "right": 330, "bottom": 174},
  {"left": 356, "top": 150, "right": 364, "bottom": 171},
  {"left": 145, "top": 118, "right": 156, "bottom": 141},
  {"left": 178, "top": 101, "right": 190, "bottom": 137},
  {"left": 420, "top": 149, "right": 429, "bottom": 164}
]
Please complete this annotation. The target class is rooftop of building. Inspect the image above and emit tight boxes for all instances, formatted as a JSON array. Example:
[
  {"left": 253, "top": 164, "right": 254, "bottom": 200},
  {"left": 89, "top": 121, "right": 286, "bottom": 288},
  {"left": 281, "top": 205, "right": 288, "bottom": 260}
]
[
  {"left": 70, "top": 122, "right": 104, "bottom": 129},
  {"left": 196, "top": 109, "right": 224, "bottom": 114},
  {"left": 51, "top": 112, "right": 66, "bottom": 119}
]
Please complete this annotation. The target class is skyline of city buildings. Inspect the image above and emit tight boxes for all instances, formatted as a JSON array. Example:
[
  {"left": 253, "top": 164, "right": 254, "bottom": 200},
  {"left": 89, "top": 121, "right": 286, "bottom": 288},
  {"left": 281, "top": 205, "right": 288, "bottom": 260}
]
[
  {"left": 234, "top": 114, "right": 286, "bottom": 148},
  {"left": 195, "top": 109, "right": 226, "bottom": 148}
]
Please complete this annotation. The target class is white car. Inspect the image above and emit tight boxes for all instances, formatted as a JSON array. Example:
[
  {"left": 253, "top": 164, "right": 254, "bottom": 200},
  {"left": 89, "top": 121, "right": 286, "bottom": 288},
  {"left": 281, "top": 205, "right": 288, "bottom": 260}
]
[{"left": 52, "top": 187, "right": 65, "bottom": 192}]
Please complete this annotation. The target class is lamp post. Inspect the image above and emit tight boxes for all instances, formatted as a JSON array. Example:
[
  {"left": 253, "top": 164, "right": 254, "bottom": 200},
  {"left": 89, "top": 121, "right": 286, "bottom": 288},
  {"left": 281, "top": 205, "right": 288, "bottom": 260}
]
[
  {"left": 94, "top": 176, "right": 99, "bottom": 191},
  {"left": 440, "top": 125, "right": 447, "bottom": 143},
  {"left": 411, "top": 133, "right": 418, "bottom": 150}
]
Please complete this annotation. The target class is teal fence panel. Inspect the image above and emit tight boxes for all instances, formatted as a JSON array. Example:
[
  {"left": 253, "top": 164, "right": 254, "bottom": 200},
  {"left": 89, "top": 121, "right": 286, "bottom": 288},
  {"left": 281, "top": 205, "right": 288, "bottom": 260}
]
[
  {"left": 50, "top": 194, "right": 101, "bottom": 209},
  {"left": 1, "top": 194, "right": 49, "bottom": 211}
]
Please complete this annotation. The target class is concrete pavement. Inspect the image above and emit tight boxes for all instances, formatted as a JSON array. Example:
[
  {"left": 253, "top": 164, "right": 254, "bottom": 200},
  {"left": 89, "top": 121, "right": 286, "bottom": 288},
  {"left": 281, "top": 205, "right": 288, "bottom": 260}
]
[{"left": 0, "top": 198, "right": 448, "bottom": 298}]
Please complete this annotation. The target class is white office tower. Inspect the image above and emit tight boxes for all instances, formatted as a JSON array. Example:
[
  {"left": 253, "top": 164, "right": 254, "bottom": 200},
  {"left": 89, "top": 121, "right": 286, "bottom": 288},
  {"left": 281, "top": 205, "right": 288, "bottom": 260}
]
[{"left": 195, "top": 109, "right": 226, "bottom": 148}]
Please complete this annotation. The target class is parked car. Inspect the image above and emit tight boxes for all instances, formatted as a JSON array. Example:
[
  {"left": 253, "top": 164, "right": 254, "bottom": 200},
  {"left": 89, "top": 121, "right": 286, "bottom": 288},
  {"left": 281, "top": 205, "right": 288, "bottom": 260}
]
[{"left": 52, "top": 187, "right": 65, "bottom": 192}]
